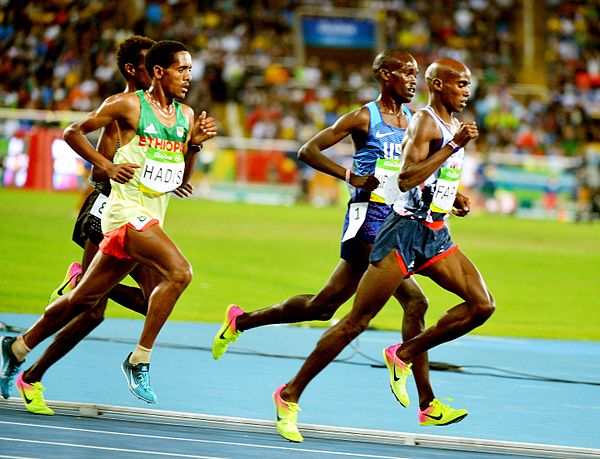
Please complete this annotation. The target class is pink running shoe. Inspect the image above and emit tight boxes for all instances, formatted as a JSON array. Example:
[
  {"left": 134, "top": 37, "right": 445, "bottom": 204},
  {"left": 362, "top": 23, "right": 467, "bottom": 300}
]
[
  {"left": 48, "top": 262, "right": 82, "bottom": 304},
  {"left": 273, "top": 384, "right": 303, "bottom": 442},
  {"left": 212, "top": 304, "right": 244, "bottom": 359},
  {"left": 382, "top": 343, "right": 412, "bottom": 407}
]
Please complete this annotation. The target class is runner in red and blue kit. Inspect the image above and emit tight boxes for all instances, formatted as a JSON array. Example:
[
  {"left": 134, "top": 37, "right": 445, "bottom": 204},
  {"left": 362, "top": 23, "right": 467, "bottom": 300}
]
[
  {"left": 264, "top": 58, "right": 492, "bottom": 441},
  {"left": 373, "top": 105, "right": 464, "bottom": 276},
  {"left": 210, "top": 50, "right": 467, "bottom": 443}
]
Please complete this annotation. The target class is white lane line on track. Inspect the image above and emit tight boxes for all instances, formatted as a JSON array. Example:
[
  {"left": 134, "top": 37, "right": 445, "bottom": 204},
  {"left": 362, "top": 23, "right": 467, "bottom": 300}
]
[
  {"left": 0, "top": 421, "right": 409, "bottom": 459},
  {"left": 0, "top": 437, "right": 223, "bottom": 459},
  {"left": 0, "top": 454, "right": 39, "bottom": 459}
]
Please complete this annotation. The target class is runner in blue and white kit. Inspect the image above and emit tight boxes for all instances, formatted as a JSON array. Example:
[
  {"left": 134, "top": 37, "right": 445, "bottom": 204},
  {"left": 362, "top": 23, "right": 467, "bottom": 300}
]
[
  {"left": 268, "top": 58, "right": 493, "bottom": 440},
  {"left": 210, "top": 50, "right": 467, "bottom": 442}
]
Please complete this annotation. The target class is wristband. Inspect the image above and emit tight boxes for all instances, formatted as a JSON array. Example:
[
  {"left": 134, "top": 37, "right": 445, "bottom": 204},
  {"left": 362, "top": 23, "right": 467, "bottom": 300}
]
[
  {"left": 345, "top": 168, "right": 352, "bottom": 183},
  {"left": 448, "top": 140, "right": 461, "bottom": 153},
  {"left": 188, "top": 143, "right": 203, "bottom": 153}
]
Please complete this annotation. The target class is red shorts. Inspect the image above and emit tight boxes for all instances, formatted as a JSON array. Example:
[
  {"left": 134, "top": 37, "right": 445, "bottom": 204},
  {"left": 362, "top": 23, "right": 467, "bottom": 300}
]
[{"left": 99, "top": 219, "right": 159, "bottom": 260}]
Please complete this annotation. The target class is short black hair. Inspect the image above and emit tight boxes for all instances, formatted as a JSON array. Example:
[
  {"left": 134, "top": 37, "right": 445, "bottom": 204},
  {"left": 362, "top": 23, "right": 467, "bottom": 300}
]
[
  {"left": 145, "top": 40, "right": 189, "bottom": 77},
  {"left": 116, "top": 35, "right": 155, "bottom": 79},
  {"left": 372, "top": 49, "right": 415, "bottom": 81}
]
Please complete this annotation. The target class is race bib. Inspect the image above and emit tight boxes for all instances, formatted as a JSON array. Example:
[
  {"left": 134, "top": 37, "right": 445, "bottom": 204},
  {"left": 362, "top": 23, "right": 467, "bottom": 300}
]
[
  {"left": 342, "top": 202, "right": 368, "bottom": 242},
  {"left": 139, "top": 148, "right": 185, "bottom": 194},
  {"left": 371, "top": 158, "right": 401, "bottom": 203},
  {"left": 89, "top": 193, "right": 108, "bottom": 218},
  {"left": 129, "top": 215, "right": 153, "bottom": 230},
  {"left": 430, "top": 166, "right": 462, "bottom": 213}
]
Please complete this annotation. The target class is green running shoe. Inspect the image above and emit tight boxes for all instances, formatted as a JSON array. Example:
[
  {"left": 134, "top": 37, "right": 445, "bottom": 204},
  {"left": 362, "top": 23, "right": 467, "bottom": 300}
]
[
  {"left": 48, "top": 262, "right": 82, "bottom": 304},
  {"left": 382, "top": 343, "right": 412, "bottom": 407},
  {"left": 273, "top": 384, "right": 303, "bottom": 442},
  {"left": 419, "top": 398, "right": 468, "bottom": 426},
  {"left": 16, "top": 373, "right": 54, "bottom": 415},
  {"left": 212, "top": 304, "right": 244, "bottom": 360}
]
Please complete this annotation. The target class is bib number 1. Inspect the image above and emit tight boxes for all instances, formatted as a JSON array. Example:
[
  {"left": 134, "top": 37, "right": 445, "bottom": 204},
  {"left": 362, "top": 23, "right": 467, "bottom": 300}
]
[{"left": 342, "top": 202, "right": 368, "bottom": 242}]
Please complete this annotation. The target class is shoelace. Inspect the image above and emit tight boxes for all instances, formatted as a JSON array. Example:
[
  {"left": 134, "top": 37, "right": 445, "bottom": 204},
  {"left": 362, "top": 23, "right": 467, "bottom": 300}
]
[
  {"left": 394, "top": 358, "right": 412, "bottom": 376},
  {"left": 134, "top": 364, "right": 153, "bottom": 390},
  {"left": 5, "top": 357, "right": 21, "bottom": 382},
  {"left": 29, "top": 382, "right": 47, "bottom": 402},
  {"left": 279, "top": 402, "right": 300, "bottom": 424},
  {"left": 429, "top": 397, "right": 454, "bottom": 411}
]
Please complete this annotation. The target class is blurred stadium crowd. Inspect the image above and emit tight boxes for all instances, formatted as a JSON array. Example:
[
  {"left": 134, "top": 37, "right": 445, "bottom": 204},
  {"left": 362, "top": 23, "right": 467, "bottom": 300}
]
[{"left": 0, "top": 0, "right": 599, "bottom": 219}]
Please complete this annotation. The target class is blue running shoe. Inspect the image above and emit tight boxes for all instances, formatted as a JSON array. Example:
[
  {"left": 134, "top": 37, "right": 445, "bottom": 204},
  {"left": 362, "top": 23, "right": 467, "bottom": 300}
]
[
  {"left": 0, "top": 336, "right": 23, "bottom": 399},
  {"left": 121, "top": 353, "right": 157, "bottom": 404}
]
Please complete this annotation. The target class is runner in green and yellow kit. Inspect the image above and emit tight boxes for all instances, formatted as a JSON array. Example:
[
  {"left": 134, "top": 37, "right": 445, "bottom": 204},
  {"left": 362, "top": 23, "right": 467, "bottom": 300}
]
[{"left": 0, "top": 40, "right": 217, "bottom": 404}]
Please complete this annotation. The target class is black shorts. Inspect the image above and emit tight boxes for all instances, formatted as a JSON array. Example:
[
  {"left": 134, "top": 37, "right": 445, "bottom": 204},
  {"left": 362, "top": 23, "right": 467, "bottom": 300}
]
[
  {"left": 72, "top": 182, "right": 111, "bottom": 248},
  {"left": 369, "top": 212, "right": 456, "bottom": 276}
]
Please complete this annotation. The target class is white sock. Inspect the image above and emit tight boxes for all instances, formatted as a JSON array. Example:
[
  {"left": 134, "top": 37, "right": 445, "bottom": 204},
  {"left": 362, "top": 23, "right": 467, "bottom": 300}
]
[
  {"left": 12, "top": 336, "right": 31, "bottom": 362},
  {"left": 129, "top": 344, "right": 152, "bottom": 365}
]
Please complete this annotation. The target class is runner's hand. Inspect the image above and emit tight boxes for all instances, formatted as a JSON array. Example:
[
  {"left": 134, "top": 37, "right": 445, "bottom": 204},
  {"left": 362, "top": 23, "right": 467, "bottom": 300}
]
[
  {"left": 350, "top": 173, "right": 380, "bottom": 192},
  {"left": 172, "top": 182, "right": 194, "bottom": 198},
  {"left": 106, "top": 163, "right": 139, "bottom": 184},
  {"left": 452, "top": 122, "right": 478, "bottom": 148},
  {"left": 452, "top": 192, "right": 471, "bottom": 217},
  {"left": 190, "top": 111, "right": 217, "bottom": 145}
]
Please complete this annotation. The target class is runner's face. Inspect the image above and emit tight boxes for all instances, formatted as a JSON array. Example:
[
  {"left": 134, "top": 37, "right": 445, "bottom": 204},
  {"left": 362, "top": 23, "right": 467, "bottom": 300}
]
[
  {"left": 442, "top": 68, "right": 471, "bottom": 113},
  {"left": 387, "top": 58, "right": 418, "bottom": 104},
  {"left": 161, "top": 51, "right": 192, "bottom": 100}
]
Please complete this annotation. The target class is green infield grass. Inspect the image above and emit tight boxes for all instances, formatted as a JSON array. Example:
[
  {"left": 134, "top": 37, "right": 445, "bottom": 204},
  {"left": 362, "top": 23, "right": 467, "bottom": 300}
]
[{"left": 0, "top": 188, "right": 598, "bottom": 340}]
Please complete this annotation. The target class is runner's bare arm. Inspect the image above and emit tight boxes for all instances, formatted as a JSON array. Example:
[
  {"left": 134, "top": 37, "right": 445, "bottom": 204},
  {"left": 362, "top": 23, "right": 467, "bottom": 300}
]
[
  {"left": 399, "top": 113, "right": 477, "bottom": 192},
  {"left": 64, "top": 94, "right": 141, "bottom": 184},
  {"left": 298, "top": 108, "right": 379, "bottom": 191},
  {"left": 90, "top": 122, "right": 119, "bottom": 182}
]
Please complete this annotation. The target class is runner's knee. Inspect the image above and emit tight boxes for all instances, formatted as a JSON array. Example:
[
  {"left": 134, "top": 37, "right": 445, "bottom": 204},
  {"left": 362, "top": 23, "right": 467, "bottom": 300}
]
[
  {"left": 307, "top": 298, "right": 338, "bottom": 321},
  {"left": 65, "top": 291, "right": 104, "bottom": 314},
  {"left": 82, "top": 304, "right": 106, "bottom": 326},
  {"left": 470, "top": 298, "right": 495, "bottom": 325},
  {"left": 402, "top": 295, "right": 429, "bottom": 318},
  {"left": 337, "top": 317, "right": 370, "bottom": 344},
  {"left": 168, "top": 262, "right": 192, "bottom": 291}
]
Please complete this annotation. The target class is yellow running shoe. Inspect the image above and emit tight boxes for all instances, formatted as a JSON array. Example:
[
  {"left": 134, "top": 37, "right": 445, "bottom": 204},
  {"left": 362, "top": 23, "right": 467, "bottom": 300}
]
[
  {"left": 419, "top": 398, "right": 468, "bottom": 426},
  {"left": 212, "top": 304, "right": 244, "bottom": 360},
  {"left": 16, "top": 373, "right": 54, "bottom": 415},
  {"left": 48, "top": 262, "right": 82, "bottom": 305},
  {"left": 382, "top": 343, "right": 412, "bottom": 407},
  {"left": 273, "top": 384, "right": 303, "bottom": 442}
]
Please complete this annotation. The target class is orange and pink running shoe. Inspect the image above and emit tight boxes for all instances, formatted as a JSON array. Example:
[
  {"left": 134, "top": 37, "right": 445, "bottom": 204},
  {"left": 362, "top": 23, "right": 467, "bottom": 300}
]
[
  {"left": 273, "top": 384, "right": 303, "bottom": 442},
  {"left": 48, "top": 261, "right": 82, "bottom": 305},
  {"left": 418, "top": 398, "right": 468, "bottom": 426},
  {"left": 212, "top": 304, "right": 244, "bottom": 360},
  {"left": 382, "top": 343, "right": 413, "bottom": 407},
  {"left": 16, "top": 372, "right": 54, "bottom": 415}
]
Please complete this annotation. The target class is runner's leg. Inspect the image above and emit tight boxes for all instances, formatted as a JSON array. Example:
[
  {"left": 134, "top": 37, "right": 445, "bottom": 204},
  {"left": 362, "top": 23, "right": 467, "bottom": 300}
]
[
  {"left": 283, "top": 250, "right": 403, "bottom": 402},
  {"left": 124, "top": 225, "right": 192, "bottom": 349},
  {"left": 397, "top": 248, "right": 495, "bottom": 363},
  {"left": 392, "top": 277, "right": 434, "bottom": 408}
]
